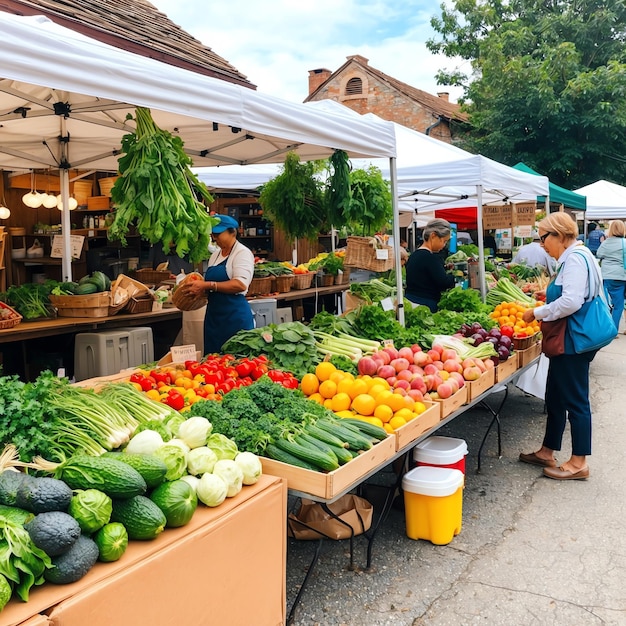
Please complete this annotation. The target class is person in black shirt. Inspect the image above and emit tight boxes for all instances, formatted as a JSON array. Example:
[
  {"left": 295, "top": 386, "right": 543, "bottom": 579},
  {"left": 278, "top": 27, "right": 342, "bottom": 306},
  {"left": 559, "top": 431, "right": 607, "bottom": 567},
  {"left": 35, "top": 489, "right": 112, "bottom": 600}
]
[{"left": 405, "top": 218, "right": 455, "bottom": 312}]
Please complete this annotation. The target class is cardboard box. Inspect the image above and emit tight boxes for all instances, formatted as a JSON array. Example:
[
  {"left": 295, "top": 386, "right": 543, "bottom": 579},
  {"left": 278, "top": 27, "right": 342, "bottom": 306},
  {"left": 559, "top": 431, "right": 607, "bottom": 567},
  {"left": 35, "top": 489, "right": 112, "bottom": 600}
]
[
  {"left": 3, "top": 475, "right": 286, "bottom": 626},
  {"left": 517, "top": 341, "right": 542, "bottom": 367},
  {"left": 495, "top": 353, "right": 518, "bottom": 382},
  {"left": 393, "top": 401, "right": 441, "bottom": 451},
  {"left": 261, "top": 434, "right": 396, "bottom": 499},
  {"left": 467, "top": 368, "right": 496, "bottom": 401},
  {"left": 430, "top": 386, "right": 468, "bottom": 419}
]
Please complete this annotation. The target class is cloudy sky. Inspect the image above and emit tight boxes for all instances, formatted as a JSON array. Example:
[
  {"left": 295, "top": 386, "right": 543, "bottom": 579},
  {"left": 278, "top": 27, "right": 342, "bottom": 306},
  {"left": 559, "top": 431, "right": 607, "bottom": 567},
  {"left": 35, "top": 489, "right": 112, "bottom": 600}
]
[{"left": 150, "top": 0, "right": 466, "bottom": 104}]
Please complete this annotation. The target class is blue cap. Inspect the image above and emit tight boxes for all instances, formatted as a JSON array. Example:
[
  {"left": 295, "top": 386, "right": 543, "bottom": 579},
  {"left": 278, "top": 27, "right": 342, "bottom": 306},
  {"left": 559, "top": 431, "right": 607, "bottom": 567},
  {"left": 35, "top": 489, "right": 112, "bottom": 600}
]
[{"left": 212, "top": 214, "right": 239, "bottom": 234}]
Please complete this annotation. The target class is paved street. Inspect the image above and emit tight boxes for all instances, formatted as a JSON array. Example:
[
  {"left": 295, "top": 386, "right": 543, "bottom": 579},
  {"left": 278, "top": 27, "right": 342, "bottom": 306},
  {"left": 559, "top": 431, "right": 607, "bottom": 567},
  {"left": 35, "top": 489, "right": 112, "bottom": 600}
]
[{"left": 286, "top": 337, "right": 626, "bottom": 625}]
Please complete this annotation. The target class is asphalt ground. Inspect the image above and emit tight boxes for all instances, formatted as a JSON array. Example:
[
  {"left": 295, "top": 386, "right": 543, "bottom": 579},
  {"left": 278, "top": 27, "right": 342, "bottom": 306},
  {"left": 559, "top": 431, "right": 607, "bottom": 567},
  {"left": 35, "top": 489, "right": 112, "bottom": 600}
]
[{"left": 285, "top": 336, "right": 626, "bottom": 626}]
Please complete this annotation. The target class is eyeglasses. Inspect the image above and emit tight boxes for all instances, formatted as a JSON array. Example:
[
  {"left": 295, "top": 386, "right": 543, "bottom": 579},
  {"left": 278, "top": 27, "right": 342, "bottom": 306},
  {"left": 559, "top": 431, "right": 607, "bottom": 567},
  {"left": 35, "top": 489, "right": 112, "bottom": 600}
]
[{"left": 539, "top": 232, "right": 556, "bottom": 244}]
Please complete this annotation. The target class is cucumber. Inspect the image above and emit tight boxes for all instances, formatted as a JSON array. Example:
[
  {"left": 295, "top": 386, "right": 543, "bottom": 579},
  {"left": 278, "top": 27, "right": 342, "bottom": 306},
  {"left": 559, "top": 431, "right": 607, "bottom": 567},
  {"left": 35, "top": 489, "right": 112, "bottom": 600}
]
[
  {"left": 339, "top": 418, "right": 389, "bottom": 441},
  {"left": 54, "top": 456, "right": 147, "bottom": 499},
  {"left": 274, "top": 438, "right": 339, "bottom": 472},
  {"left": 295, "top": 435, "right": 339, "bottom": 465},
  {"left": 264, "top": 444, "right": 318, "bottom": 471},
  {"left": 102, "top": 452, "right": 168, "bottom": 489},
  {"left": 315, "top": 420, "right": 373, "bottom": 451},
  {"left": 111, "top": 495, "right": 166, "bottom": 540},
  {"left": 299, "top": 434, "right": 353, "bottom": 466},
  {"left": 75, "top": 283, "right": 98, "bottom": 295},
  {"left": 304, "top": 424, "right": 349, "bottom": 448}
]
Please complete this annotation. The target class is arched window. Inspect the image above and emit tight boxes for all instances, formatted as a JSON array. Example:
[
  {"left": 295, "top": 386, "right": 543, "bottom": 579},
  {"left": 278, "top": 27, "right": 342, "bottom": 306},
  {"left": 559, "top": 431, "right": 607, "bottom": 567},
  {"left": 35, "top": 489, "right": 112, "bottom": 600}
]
[{"left": 345, "top": 77, "right": 363, "bottom": 96}]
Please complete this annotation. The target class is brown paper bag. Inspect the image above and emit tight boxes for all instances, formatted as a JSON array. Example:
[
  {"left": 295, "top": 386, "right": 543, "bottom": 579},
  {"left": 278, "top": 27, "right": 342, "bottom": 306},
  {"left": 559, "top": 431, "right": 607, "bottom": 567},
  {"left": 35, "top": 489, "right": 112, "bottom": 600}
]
[{"left": 287, "top": 495, "right": 373, "bottom": 541}]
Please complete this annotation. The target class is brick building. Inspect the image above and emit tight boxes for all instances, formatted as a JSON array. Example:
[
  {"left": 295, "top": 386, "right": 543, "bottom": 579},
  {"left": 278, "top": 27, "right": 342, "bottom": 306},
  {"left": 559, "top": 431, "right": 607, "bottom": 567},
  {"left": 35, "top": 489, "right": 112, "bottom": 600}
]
[{"left": 305, "top": 54, "right": 467, "bottom": 143}]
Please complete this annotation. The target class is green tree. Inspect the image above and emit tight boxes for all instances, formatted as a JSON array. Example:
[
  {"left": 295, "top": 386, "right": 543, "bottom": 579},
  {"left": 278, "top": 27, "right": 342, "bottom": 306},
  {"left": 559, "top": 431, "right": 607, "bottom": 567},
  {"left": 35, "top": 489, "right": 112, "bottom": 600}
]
[{"left": 428, "top": 0, "right": 626, "bottom": 187}]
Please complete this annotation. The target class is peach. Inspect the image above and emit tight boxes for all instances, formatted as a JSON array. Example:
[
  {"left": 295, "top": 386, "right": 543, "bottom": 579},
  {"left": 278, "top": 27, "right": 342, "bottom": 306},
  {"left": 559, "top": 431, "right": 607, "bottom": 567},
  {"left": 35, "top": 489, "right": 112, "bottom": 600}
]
[
  {"left": 375, "top": 350, "right": 391, "bottom": 365},
  {"left": 448, "top": 377, "right": 460, "bottom": 393},
  {"left": 413, "top": 351, "right": 431, "bottom": 366},
  {"left": 393, "top": 379, "right": 411, "bottom": 391},
  {"left": 463, "top": 366, "right": 481, "bottom": 381},
  {"left": 441, "top": 349, "right": 459, "bottom": 362},
  {"left": 423, "top": 363, "right": 439, "bottom": 376},
  {"left": 396, "top": 369, "right": 414, "bottom": 382},
  {"left": 410, "top": 376, "right": 427, "bottom": 393},
  {"left": 436, "top": 382, "right": 453, "bottom": 399},
  {"left": 432, "top": 360, "right": 444, "bottom": 371},
  {"left": 398, "top": 346, "right": 414, "bottom": 361},
  {"left": 390, "top": 357, "right": 410, "bottom": 373},
  {"left": 410, "top": 344, "right": 423, "bottom": 353},
  {"left": 483, "top": 358, "right": 495, "bottom": 370},
  {"left": 357, "top": 356, "right": 378, "bottom": 376},
  {"left": 443, "top": 358, "right": 462, "bottom": 373},
  {"left": 407, "top": 388, "right": 424, "bottom": 402},
  {"left": 383, "top": 346, "right": 399, "bottom": 361},
  {"left": 427, "top": 349, "right": 441, "bottom": 362},
  {"left": 376, "top": 364, "right": 396, "bottom": 379}
]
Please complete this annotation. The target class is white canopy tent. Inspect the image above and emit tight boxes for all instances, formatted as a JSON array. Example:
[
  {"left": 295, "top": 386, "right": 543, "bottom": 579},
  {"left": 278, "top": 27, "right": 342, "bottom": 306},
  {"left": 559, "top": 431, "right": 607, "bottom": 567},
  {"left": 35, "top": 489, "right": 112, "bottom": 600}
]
[
  {"left": 0, "top": 13, "right": 397, "bottom": 280},
  {"left": 574, "top": 180, "right": 626, "bottom": 220}
]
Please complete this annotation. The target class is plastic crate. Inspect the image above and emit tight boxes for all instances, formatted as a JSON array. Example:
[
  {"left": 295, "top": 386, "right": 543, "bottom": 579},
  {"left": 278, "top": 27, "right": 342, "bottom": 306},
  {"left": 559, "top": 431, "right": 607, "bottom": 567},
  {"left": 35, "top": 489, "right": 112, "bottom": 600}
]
[
  {"left": 113, "top": 327, "right": 154, "bottom": 366},
  {"left": 74, "top": 331, "right": 131, "bottom": 381}
]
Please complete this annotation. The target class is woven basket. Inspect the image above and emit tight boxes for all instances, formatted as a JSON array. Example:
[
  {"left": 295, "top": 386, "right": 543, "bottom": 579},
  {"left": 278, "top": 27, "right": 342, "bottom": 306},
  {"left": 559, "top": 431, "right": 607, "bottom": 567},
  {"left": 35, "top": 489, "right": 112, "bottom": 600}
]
[
  {"left": 73, "top": 180, "right": 93, "bottom": 206},
  {"left": 98, "top": 176, "right": 119, "bottom": 197},
  {"left": 0, "top": 302, "right": 22, "bottom": 330},
  {"left": 317, "top": 273, "right": 335, "bottom": 287},
  {"left": 171, "top": 272, "right": 208, "bottom": 311},
  {"left": 292, "top": 272, "right": 314, "bottom": 290},
  {"left": 248, "top": 276, "right": 272, "bottom": 296},
  {"left": 271, "top": 274, "right": 294, "bottom": 293},
  {"left": 130, "top": 269, "right": 173, "bottom": 285},
  {"left": 344, "top": 236, "right": 394, "bottom": 272},
  {"left": 513, "top": 332, "right": 540, "bottom": 351},
  {"left": 334, "top": 268, "right": 351, "bottom": 284},
  {"left": 126, "top": 294, "right": 155, "bottom": 314}
]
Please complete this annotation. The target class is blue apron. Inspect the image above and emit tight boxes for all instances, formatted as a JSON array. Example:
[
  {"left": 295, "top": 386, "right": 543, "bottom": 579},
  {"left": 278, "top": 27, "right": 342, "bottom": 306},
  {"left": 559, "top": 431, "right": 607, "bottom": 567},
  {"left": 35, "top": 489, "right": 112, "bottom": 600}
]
[{"left": 203, "top": 258, "right": 254, "bottom": 355}]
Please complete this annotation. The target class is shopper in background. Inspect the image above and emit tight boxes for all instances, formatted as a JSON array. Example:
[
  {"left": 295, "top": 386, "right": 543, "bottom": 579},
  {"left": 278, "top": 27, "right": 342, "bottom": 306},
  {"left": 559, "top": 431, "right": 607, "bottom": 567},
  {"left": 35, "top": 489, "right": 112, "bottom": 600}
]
[
  {"left": 483, "top": 230, "right": 497, "bottom": 256},
  {"left": 399, "top": 239, "right": 409, "bottom": 267},
  {"left": 596, "top": 219, "right": 626, "bottom": 333},
  {"left": 586, "top": 222, "right": 605, "bottom": 255},
  {"left": 519, "top": 212, "right": 598, "bottom": 481},
  {"left": 511, "top": 231, "right": 556, "bottom": 275},
  {"left": 186, "top": 215, "right": 254, "bottom": 354},
  {"left": 404, "top": 218, "right": 455, "bottom": 312}
]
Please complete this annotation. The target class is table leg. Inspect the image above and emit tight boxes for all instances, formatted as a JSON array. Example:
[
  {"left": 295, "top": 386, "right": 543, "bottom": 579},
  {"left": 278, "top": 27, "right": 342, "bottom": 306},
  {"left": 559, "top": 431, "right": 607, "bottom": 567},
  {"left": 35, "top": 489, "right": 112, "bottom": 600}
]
[{"left": 476, "top": 385, "right": 509, "bottom": 472}]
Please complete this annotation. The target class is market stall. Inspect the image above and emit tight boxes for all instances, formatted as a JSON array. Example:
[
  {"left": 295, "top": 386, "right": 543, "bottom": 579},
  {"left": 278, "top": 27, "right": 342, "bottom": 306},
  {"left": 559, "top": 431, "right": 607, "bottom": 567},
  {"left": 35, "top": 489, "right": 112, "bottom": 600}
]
[{"left": 574, "top": 179, "right": 626, "bottom": 220}]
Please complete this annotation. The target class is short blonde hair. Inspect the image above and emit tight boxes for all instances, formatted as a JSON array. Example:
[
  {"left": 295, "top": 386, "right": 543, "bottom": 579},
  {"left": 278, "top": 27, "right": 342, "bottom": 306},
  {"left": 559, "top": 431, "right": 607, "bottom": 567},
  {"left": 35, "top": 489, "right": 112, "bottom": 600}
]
[
  {"left": 537, "top": 212, "right": 578, "bottom": 242},
  {"left": 608, "top": 220, "right": 626, "bottom": 238}
]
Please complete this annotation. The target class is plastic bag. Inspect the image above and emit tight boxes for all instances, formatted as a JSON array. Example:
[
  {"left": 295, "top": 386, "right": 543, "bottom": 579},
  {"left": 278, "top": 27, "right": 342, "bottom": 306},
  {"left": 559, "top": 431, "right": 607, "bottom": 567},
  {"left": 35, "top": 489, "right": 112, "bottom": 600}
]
[
  {"left": 515, "top": 354, "right": 548, "bottom": 400},
  {"left": 287, "top": 495, "right": 373, "bottom": 541}
]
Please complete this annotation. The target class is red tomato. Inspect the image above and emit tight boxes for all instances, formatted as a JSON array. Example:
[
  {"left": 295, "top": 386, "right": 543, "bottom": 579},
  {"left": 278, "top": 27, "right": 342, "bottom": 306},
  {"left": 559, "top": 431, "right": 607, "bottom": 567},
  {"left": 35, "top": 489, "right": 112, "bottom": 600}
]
[{"left": 500, "top": 325, "right": 515, "bottom": 338}]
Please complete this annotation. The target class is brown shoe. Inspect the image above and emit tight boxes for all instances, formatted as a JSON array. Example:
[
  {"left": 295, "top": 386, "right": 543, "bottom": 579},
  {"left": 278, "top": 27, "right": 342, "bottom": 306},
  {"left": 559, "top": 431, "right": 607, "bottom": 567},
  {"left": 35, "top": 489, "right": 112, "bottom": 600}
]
[
  {"left": 543, "top": 465, "right": 589, "bottom": 480},
  {"left": 519, "top": 451, "right": 557, "bottom": 468}
]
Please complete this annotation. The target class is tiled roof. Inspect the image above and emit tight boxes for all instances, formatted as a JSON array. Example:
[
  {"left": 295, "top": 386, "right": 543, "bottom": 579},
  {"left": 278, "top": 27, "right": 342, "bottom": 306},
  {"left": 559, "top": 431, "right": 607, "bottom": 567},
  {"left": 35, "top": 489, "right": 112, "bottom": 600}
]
[
  {"left": 307, "top": 56, "right": 467, "bottom": 122},
  {"left": 0, "top": 0, "right": 255, "bottom": 88}
]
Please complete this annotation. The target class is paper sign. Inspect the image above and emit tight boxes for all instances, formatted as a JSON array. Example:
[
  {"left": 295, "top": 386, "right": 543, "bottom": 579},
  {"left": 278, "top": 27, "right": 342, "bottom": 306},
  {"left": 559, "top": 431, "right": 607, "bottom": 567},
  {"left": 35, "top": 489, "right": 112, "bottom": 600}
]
[
  {"left": 380, "top": 297, "right": 394, "bottom": 311},
  {"left": 50, "top": 234, "right": 85, "bottom": 259},
  {"left": 375, "top": 248, "right": 389, "bottom": 260},
  {"left": 513, "top": 202, "right": 537, "bottom": 226},
  {"left": 382, "top": 338, "right": 395, "bottom": 348},
  {"left": 170, "top": 344, "right": 198, "bottom": 363},
  {"left": 483, "top": 204, "right": 512, "bottom": 230}
]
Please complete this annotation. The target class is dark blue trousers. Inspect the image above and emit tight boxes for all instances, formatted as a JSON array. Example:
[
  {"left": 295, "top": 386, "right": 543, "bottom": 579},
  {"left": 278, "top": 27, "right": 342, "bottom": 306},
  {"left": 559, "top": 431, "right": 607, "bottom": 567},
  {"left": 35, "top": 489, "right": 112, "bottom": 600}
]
[{"left": 543, "top": 351, "right": 596, "bottom": 456}]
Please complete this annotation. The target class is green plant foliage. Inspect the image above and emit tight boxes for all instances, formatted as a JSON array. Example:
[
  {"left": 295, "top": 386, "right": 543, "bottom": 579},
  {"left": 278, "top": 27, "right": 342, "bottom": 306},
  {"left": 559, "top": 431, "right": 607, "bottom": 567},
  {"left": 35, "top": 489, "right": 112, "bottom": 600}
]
[{"left": 345, "top": 166, "right": 392, "bottom": 236}]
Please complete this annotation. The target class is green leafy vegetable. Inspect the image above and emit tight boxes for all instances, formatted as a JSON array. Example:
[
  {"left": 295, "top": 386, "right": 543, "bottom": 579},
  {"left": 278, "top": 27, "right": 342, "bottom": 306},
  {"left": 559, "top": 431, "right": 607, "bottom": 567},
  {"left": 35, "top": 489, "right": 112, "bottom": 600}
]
[{"left": 438, "top": 287, "right": 489, "bottom": 314}]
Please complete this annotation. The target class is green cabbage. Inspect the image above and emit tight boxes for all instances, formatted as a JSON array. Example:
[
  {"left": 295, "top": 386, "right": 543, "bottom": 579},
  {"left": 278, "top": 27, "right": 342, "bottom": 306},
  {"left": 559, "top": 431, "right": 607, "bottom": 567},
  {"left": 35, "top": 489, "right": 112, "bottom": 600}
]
[
  {"left": 186, "top": 446, "right": 218, "bottom": 476},
  {"left": 177, "top": 416, "right": 212, "bottom": 449},
  {"left": 234, "top": 452, "right": 262, "bottom": 485},
  {"left": 125, "top": 429, "right": 164, "bottom": 455},
  {"left": 154, "top": 444, "right": 188, "bottom": 480},
  {"left": 196, "top": 473, "right": 228, "bottom": 507},
  {"left": 68, "top": 489, "right": 112, "bottom": 534},
  {"left": 212, "top": 459, "right": 243, "bottom": 498},
  {"left": 206, "top": 433, "right": 238, "bottom": 461}
]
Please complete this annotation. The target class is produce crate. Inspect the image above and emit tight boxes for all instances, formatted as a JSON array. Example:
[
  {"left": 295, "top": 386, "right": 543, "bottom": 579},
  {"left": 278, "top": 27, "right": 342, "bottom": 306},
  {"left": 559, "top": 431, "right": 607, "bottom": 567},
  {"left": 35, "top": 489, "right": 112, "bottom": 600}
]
[
  {"left": 111, "top": 274, "right": 149, "bottom": 299},
  {"left": 466, "top": 368, "right": 496, "bottom": 402},
  {"left": 513, "top": 332, "right": 541, "bottom": 351},
  {"left": 126, "top": 293, "right": 155, "bottom": 314},
  {"left": 394, "top": 401, "right": 441, "bottom": 451},
  {"left": 430, "top": 385, "right": 468, "bottom": 419},
  {"left": 495, "top": 354, "right": 518, "bottom": 382},
  {"left": 344, "top": 236, "right": 394, "bottom": 272},
  {"left": 517, "top": 341, "right": 542, "bottom": 367},
  {"left": 48, "top": 292, "right": 110, "bottom": 318},
  {"left": 0, "top": 301, "right": 22, "bottom": 329},
  {"left": 260, "top": 434, "right": 396, "bottom": 499},
  {"left": 291, "top": 272, "right": 314, "bottom": 290},
  {"left": 87, "top": 196, "right": 110, "bottom": 210},
  {"left": 98, "top": 175, "right": 119, "bottom": 196}
]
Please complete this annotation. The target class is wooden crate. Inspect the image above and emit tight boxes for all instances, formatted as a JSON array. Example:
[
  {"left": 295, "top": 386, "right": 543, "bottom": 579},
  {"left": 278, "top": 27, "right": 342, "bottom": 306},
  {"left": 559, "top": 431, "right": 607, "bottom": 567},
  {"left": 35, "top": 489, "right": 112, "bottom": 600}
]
[
  {"left": 517, "top": 341, "right": 542, "bottom": 367},
  {"left": 49, "top": 292, "right": 110, "bottom": 317},
  {"left": 430, "top": 386, "right": 468, "bottom": 419},
  {"left": 467, "top": 368, "right": 496, "bottom": 401},
  {"left": 393, "top": 401, "right": 441, "bottom": 451},
  {"left": 260, "top": 434, "right": 396, "bottom": 499},
  {"left": 495, "top": 354, "right": 518, "bottom": 382},
  {"left": 87, "top": 196, "right": 110, "bottom": 210}
]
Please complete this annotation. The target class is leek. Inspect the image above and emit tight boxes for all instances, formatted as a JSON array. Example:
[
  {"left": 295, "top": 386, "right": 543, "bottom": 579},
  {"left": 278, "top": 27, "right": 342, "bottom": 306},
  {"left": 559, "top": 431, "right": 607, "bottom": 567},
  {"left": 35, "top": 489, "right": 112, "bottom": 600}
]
[
  {"left": 432, "top": 335, "right": 497, "bottom": 360},
  {"left": 486, "top": 277, "right": 536, "bottom": 308},
  {"left": 313, "top": 330, "right": 379, "bottom": 361}
]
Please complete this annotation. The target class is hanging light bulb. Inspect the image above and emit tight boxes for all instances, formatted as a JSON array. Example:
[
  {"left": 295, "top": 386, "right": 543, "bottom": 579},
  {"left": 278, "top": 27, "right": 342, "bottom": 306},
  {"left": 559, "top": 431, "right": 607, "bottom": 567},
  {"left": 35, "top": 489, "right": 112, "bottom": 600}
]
[
  {"left": 0, "top": 206, "right": 10, "bottom": 219},
  {"left": 56, "top": 195, "right": 78, "bottom": 211},
  {"left": 22, "top": 170, "right": 42, "bottom": 208},
  {"left": 42, "top": 193, "right": 58, "bottom": 209}
]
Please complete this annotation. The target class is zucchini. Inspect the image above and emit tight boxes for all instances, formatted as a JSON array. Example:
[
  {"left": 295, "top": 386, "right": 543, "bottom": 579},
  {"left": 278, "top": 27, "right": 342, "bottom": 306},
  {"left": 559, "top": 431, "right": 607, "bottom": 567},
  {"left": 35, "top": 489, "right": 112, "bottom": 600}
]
[
  {"left": 111, "top": 495, "right": 166, "bottom": 540},
  {"left": 275, "top": 438, "right": 339, "bottom": 472},
  {"left": 339, "top": 418, "right": 389, "bottom": 441},
  {"left": 304, "top": 424, "right": 349, "bottom": 448},
  {"left": 53, "top": 456, "right": 147, "bottom": 499},
  {"left": 75, "top": 283, "right": 98, "bottom": 295},
  {"left": 102, "top": 452, "right": 168, "bottom": 489},
  {"left": 299, "top": 434, "right": 353, "bottom": 465},
  {"left": 315, "top": 420, "right": 373, "bottom": 451},
  {"left": 264, "top": 444, "right": 318, "bottom": 471},
  {"left": 91, "top": 270, "right": 110, "bottom": 291}
]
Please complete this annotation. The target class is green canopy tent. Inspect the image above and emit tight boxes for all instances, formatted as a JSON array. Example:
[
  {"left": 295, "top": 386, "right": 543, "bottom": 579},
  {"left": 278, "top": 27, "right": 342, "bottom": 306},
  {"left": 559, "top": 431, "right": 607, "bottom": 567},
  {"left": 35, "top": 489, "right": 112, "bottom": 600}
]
[{"left": 513, "top": 163, "right": 587, "bottom": 211}]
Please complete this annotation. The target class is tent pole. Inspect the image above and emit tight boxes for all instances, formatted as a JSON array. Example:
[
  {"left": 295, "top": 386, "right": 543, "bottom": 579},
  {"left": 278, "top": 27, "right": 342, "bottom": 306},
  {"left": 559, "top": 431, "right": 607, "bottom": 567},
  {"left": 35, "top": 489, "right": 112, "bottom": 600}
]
[
  {"left": 59, "top": 116, "right": 72, "bottom": 281},
  {"left": 390, "top": 157, "right": 404, "bottom": 325},
  {"left": 476, "top": 185, "right": 486, "bottom": 300}
]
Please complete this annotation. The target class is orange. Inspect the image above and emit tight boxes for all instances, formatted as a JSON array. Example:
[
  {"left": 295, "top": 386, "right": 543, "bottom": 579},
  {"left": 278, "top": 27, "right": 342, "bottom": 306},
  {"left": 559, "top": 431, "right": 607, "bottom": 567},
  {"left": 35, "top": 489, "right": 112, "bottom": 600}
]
[
  {"left": 386, "top": 392, "right": 408, "bottom": 413},
  {"left": 413, "top": 401, "right": 427, "bottom": 415},
  {"left": 323, "top": 398, "right": 334, "bottom": 410},
  {"left": 336, "top": 378, "right": 354, "bottom": 395},
  {"left": 308, "top": 392, "right": 324, "bottom": 405},
  {"left": 389, "top": 415, "right": 407, "bottom": 430},
  {"left": 329, "top": 370, "right": 346, "bottom": 384},
  {"left": 300, "top": 373, "right": 319, "bottom": 397},
  {"left": 374, "top": 389, "right": 394, "bottom": 406},
  {"left": 368, "top": 383, "right": 387, "bottom": 398},
  {"left": 347, "top": 378, "right": 369, "bottom": 400},
  {"left": 374, "top": 403, "right": 394, "bottom": 423},
  {"left": 394, "top": 407, "right": 415, "bottom": 422},
  {"left": 319, "top": 379, "right": 338, "bottom": 399},
  {"left": 330, "top": 392, "right": 352, "bottom": 413},
  {"left": 315, "top": 361, "right": 337, "bottom": 382},
  {"left": 351, "top": 393, "right": 376, "bottom": 416},
  {"left": 383, "top": 423, "right": 395, "bottom": 434}
]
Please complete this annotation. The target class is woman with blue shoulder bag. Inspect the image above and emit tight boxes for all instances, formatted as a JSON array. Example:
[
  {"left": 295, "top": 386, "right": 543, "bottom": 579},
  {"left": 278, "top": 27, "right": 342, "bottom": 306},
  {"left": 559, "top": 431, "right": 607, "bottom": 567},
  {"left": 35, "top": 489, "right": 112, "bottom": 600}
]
[
  {"left": 518, "top": 212, "right": 615, "bottom": 481},
  {"left": 596, "top": 220, "right": 626, "bottom": 333}
]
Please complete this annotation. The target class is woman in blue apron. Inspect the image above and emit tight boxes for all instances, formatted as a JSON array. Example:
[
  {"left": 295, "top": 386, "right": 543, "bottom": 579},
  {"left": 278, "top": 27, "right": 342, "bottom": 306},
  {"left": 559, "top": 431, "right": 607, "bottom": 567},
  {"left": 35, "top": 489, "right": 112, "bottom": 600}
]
[{"left": 187, "top": 214, "right": 254, "bottom": 354}]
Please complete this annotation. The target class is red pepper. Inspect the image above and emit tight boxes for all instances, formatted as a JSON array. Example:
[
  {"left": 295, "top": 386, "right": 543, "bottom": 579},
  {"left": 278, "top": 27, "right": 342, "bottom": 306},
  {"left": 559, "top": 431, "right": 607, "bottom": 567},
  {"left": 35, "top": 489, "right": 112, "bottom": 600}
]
[
  {"left": 250, "top": 366, "right": 267, "bottom": 381},
  {"left": 282, "top": 377, "right": 299, "bottom": 389},
  {"left": 130, "top": 372, "right": 155, "bottom": 392},
  {"left": 267, "top": 369, "right": 284, "bottom": 382},
  {"left": 235, "top": 361, "right": 253, "bottom": 377},
  {"left": 150, "top": 370, "right": 171, "bottom": 385},
  {"left": 500, "top": 325, "right": 515, "bottom": 338},
  {"left": 165, "top": 390, "right": 185, "bottom": 411}
]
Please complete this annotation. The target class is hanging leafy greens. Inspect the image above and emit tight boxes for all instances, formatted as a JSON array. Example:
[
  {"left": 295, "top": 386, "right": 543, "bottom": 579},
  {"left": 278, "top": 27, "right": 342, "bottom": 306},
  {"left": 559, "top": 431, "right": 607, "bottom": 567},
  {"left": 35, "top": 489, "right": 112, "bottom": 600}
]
[
  {"left": 345, "top": 165, "right": 392, "bottom": 236},
  {"left": 108, "top": 107, "right": 217, "bottom": 264}
]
